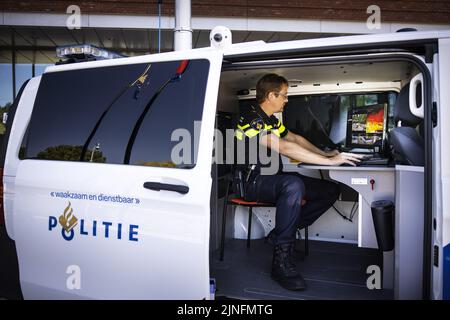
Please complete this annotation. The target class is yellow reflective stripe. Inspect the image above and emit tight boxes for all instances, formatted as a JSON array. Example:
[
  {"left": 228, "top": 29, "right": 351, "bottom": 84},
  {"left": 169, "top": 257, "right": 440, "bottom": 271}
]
[
  {"left": 244, "top": 128, "right": 260, "bottom": 138},
  {"left": 278, "top": 124, "right": 286, "bottom": 134},
  {"left": 264, "top": 124, "right": 273, "bottom": 130},
  {"left": 237, "top": 124, "right": 250, "bottom": 130},
  {"left": 235, "top": 130, "right": 243, "bottom": 140},
  {"left": 272, "top": 129, "right": 281, "bottom": 137}
]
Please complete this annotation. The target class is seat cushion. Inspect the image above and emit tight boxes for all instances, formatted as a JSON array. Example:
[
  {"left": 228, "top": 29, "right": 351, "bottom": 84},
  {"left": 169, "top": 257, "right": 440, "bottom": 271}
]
[
  {"left": 229, "top": 198, "right": 273, "bottom": 206},
  {"left": 229, "top": 198, "right": 307, "bottom": 206}
]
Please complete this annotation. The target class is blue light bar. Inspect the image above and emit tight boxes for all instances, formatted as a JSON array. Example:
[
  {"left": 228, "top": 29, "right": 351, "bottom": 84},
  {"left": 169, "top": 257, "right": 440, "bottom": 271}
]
[{"left": 56, "top": 44, "right": 126, "bottom": 60}]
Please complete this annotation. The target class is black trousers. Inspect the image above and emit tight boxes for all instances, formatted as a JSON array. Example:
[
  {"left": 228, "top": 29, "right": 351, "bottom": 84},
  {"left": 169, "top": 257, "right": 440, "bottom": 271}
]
[{"left": 245, "top": 172, "right": 340, "bottom": 246}]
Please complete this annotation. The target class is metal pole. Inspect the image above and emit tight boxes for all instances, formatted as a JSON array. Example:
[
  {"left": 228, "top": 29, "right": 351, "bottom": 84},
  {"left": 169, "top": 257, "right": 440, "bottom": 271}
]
[
  {"left": 158, "top": 0, "right": 162, "bottom": 53},
  {"left": 32, "top": 36, "right": 36, "bottom": 77},
  {"left": 11, "top": 29, "right": 16, "bottom": 99},
  {"left": 174, "top": 0, "right": 192, "bottom": 51}
]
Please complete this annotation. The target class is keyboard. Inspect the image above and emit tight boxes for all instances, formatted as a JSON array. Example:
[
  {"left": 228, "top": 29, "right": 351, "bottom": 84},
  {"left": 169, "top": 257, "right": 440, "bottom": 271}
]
[
  {"left": 341, "top": 157, "right": 390, "bottom": 166},
  {"left": 359, "top": 157, "right": 390, "bottom": 166}
]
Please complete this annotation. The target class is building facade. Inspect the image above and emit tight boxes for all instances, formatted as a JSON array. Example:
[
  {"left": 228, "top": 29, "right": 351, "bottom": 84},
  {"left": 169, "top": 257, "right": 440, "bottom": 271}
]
[{"left": 0, "top": 0, "right": 449, "bottom": 110}]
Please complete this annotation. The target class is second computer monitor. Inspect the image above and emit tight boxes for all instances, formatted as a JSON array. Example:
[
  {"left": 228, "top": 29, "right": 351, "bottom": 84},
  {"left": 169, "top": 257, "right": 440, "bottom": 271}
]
[{"left": 346, "top": 103, "right": 387, "bottom": 151}]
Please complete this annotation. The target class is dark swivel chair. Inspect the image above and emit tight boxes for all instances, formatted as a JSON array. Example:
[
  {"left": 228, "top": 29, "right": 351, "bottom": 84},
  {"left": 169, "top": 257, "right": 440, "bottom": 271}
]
[
  {"left": 219, "top": 167, "right": 308, "bottom": 261},
  {"left": 389, "top": 81, "right": 425, "bottom": 166}
]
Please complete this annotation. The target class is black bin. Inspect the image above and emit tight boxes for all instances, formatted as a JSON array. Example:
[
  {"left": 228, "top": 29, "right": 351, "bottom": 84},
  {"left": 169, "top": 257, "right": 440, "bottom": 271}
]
[{"left": 371, "top": 200, "right": 395, "bottom": 251}]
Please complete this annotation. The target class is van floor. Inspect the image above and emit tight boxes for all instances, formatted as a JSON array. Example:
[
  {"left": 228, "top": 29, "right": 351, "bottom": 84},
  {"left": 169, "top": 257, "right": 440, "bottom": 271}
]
[{"left": 210, "top": 238, "right": 393, "bottom": 300}]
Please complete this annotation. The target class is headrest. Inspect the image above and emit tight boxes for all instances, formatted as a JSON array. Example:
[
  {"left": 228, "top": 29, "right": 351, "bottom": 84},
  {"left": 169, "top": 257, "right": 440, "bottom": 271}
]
[{"left": 394, "top": 83, "right": 422, "bottom": 127}]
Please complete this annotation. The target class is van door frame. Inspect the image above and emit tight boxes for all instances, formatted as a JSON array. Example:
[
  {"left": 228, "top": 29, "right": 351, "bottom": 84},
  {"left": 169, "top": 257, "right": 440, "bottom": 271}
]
[{"left": 223, "top": 51, "right": 436, "bottom": 299}]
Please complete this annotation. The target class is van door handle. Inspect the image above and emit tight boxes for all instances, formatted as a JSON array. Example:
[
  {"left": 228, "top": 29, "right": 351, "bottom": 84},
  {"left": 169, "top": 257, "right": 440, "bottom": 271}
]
[{"left": 143, "top": 182, "right": 189, "bottom": 194}]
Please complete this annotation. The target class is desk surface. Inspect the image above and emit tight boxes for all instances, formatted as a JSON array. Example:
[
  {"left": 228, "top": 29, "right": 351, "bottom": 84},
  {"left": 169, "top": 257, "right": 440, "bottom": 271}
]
[{"left": 297, "top": 164, "right": 395, "bottom": 171}]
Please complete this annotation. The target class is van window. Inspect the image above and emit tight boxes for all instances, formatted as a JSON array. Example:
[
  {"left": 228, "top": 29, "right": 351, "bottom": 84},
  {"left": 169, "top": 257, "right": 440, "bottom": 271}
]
[
  {"left": 19, "top": 59, "right": 210, "bottom": 169},
  {"left": 277, "top": 91, "right": 396, "bottom": 149},
  {"left": 355, "top": 94, "right": 378, "bottom": 107}
]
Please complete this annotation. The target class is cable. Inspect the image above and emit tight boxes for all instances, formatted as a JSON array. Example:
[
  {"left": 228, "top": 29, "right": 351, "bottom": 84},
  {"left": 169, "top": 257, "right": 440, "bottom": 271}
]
[
  {"left": 349, "top": 201, "right": 358, "bottom": 221},
  {"left": 123, "top": 60, "right": 189, "bottom": 164},
  {"left": 319, "top": 170, "right": 353, "bottom": 222},
  {"left": 350, "top": 201, "right": 356, "bottom": 219},
  {"left": 79, "top": 64, "right": 152, "bottom": 161},
  {"left": 307, "top": 105, "right": 340, "bottom": 149}
]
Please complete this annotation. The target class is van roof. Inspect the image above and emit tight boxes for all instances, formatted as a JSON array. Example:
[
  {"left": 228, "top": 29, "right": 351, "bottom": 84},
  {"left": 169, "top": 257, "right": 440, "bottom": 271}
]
[
  {"left": 44, "top": 29, "right": 450, "bottom": 74},
  {"left": 223, "top": 29, "right": 450, "bottom": 59}
]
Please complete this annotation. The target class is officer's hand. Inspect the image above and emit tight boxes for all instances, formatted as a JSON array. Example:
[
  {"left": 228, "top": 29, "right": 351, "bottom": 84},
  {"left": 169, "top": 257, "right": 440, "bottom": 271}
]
[
  {"left": 324, "top": 149, "right": 340, "bottom": 157},
  {"left": 329, "top": 152, "right": 364, "bottom": 166}
]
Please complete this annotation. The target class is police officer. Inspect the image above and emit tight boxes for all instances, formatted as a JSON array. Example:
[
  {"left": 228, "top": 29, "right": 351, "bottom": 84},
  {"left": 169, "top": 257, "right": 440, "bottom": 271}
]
[{"left": 234, "top": 73, "right": 362, "bottom": 291}]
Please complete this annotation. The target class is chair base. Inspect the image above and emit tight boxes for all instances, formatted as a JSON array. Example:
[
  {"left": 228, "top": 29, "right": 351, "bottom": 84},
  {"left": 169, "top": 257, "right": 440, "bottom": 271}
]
[{"left": 219, "top": 176, "right": 308, "bottom": 261}]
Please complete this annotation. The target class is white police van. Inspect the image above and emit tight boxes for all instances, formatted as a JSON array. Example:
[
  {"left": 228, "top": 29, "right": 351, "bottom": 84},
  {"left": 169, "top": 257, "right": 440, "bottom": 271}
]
[{"left": 0, "top": 27, "right": 449, "bottom": 300}]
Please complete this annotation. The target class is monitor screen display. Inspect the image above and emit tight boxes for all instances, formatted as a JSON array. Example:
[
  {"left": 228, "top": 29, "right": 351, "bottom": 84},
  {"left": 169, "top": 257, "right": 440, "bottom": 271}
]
[{"left": 346, "top": 103, "right": 386, "bottom": 149}]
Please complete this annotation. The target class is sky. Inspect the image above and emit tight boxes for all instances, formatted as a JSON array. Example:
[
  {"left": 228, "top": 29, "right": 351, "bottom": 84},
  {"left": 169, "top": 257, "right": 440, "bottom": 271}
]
[{"left": 0, "top": 63, "right": 51, "bottom": 107}]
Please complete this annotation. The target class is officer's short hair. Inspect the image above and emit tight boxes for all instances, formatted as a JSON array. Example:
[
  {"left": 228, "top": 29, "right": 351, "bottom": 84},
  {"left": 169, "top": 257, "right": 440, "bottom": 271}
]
[{"left": 256, "top": 73, "right": 288, "bottom": 104}]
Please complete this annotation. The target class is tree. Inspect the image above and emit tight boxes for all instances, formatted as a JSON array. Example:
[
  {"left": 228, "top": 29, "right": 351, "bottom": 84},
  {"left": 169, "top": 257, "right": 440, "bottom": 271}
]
[{"left": 36, "top": 145, "right": 106, "bottom": 162}]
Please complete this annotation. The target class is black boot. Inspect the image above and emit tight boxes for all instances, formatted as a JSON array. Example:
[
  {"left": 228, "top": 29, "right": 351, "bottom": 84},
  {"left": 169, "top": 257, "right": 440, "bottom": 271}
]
[
  {"left": 271, "top": 243, "right": 307, "bottom": 291},
  {"left": 266, "top": 229, "right": 303, "bottom": 261}
]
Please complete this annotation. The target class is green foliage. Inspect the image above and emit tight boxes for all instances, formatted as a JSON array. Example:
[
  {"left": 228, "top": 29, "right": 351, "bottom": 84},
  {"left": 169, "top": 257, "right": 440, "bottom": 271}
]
[
  {"left": 0, "top": 103, "right": 12, "bottom": 135},
  {"left": 36, "top": 145, "right": 106, "bottom": 162},
  {"left": 138, "top": 161, "right": 177, "bottom": 168}
]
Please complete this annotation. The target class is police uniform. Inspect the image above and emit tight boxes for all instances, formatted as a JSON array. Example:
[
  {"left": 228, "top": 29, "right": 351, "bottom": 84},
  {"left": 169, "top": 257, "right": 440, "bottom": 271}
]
[
  {"left": 235, "top": 104, "right": 288, "bottom": 142},
  {"left": 234, "top": 104, "right": 340, "bottom": 246},
  {"left": 235, "top": 104, "right": 287, "bottom": 175}
]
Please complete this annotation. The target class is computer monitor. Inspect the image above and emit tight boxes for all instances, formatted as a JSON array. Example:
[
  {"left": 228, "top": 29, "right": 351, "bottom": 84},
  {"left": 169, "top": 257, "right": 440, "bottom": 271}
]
[
  {"left": 346, "top": 103, "right": 387, "bottom": 151},
  {"left": 280, "top": 94, "right": 345, "bottom": 149}
]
